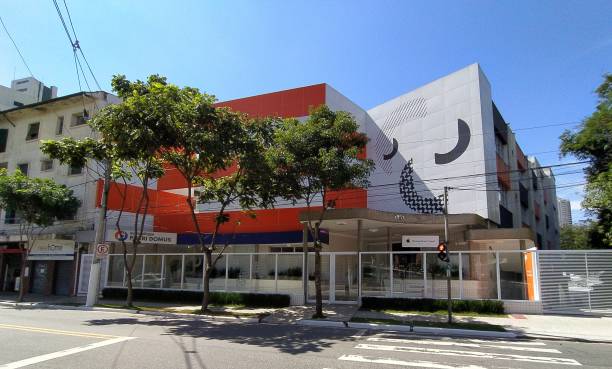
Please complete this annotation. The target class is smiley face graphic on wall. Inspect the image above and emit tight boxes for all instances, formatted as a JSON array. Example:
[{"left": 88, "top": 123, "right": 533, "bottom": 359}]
[{"left": 373, "top": 97, "right": 471, "bottom": 214}]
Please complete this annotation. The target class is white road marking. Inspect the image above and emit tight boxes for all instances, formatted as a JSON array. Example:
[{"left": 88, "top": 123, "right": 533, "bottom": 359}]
[
  {"left": 351, "top": 329, "right": 367, "bottom": 338},
  {"left": 0, "top": 336, "right": 136, "bottom": 369},
  {"left": 338, "top": 354, "right": 488, "bottom": 369},
  {"left": 367, "top": 337, "right": 561, "bottom": 353},
  {"left": 355, "top": 344, "right": 582, "bottom": 366},
  {"left": 468, "top": 338, "right": 546, "bottom": 346}
]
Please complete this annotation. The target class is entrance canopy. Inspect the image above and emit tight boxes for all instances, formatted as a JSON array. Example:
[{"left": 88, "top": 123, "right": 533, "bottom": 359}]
[{"left": 299, "top": 208, "right": 535, "bottom": 251}]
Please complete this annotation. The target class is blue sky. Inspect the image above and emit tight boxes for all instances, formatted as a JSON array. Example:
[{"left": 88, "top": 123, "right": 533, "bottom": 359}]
[{"left": 1, "top": 0, "right": 610, "bottom": 221}]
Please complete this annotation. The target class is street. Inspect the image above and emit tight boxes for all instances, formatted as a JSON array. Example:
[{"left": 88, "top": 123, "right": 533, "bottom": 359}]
[{"left": 0, "top": 307, "right": 610, "bottom": 369}]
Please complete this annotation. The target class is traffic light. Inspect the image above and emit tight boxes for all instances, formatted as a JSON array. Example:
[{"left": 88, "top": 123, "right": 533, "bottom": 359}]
[{"left": 437, "top": 242, "right": 449, "bottom": 262}]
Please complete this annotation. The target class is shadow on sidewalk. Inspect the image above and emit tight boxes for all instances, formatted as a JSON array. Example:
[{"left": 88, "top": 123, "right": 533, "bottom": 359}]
[{"left": 85, "top": 316, "right": 359, "bottom": 354}]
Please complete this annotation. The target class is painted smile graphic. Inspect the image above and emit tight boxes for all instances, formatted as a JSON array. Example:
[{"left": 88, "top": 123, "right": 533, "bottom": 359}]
[
  {"left": 383, "top": 138, "right": 398, "bottom": 160},
  {"left": 434, "top": 119, "right": 471, "bottom": 165}
]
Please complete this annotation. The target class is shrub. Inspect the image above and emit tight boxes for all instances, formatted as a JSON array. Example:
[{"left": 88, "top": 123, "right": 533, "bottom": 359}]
[
  {"left": 102, "top": 288, "right": 290, "bottom": 308},
  {"left": 361, "top": 297, "right": 505, "bottom": 314}
]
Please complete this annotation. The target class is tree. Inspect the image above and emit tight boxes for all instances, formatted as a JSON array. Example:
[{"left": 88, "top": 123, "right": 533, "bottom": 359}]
[
  {"left": 560, "top": 73, "right": 612, "bottom": 247},
  {"left": 268, "top": 105, "right": 374, "bottom": 318},
  {"left": 0, "top": 169, "right": 80, "bottom": 301},
  {"left": 560, "top": 223, "right": 592, "bottom": 249},
  {"left": 86, "top": 74, "right": 175, "bottom": 306},
  {"left": 158, "top": 86, "right": 278, "bottom": 311}
]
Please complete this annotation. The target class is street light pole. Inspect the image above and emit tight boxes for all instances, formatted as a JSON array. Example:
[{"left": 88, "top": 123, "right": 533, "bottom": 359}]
[
  {"left": 85, "top": 160, "right": 111, "bottom": 307},
  {"left": 443, "top": 186, "right": 452, "bottom": 324}
]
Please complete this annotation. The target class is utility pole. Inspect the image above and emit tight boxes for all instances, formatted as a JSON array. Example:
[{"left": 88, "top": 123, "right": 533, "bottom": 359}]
[
  {"left": 443, "top": 186, "right": 452, "bottom": 324},
  {"left": 85, "top": 160, "right": 111, "bottom": 307}
]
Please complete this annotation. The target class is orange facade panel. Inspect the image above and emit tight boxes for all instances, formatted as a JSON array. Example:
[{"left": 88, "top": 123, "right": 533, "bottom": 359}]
[
  {"left": 215, "top": 83, "right": 326, "bottom": 118},
  {"left": 496, "top": 154, "right": 511, "bottom": 190}
]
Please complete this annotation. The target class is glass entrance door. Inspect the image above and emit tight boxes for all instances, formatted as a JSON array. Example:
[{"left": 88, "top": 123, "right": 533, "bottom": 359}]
[{"left": 335, "top": 254, "right": 358, "bottom": 302}]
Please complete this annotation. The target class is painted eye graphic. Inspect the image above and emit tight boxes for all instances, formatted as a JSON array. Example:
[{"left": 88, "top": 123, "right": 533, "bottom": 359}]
[
  {"left": 383, "top": 138, "right": 399, "bottom": 160},
  {"left": 434, "top": 119, "right": 471, "bottom": 165}
]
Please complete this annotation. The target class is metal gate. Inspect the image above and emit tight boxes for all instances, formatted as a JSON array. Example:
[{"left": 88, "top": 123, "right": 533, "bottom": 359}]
[{"left": 538, "top": 251, "right": 612, "bottom": 315}]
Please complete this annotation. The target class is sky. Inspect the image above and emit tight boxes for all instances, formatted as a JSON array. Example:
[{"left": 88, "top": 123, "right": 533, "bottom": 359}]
[{"left": 1, "top": 0, "right": 610, "bottom": 222}]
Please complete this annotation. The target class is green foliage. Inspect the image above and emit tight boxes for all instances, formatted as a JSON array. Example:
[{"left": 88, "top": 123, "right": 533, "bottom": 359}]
[
  {"left": 101, "top": 288, "right": 291, "bottom": 307},
  {"left": 560, "top": 223, "right": 595, "bottom": 249},
  {"left": 268, "top": 105, "right": 374, "bottom": 207},
  {"left": 361, "top": 297, "right": 505, "bottom": 315},
  {"left": 560, "top": 73, "right": 612, "bottom": 247},
  {"left": 0, "top": 169, "right": 80, "bottom": 231}
]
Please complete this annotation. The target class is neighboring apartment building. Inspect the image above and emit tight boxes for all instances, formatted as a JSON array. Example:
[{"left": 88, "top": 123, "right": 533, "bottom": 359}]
[
  {"left": 77, "top": 63, "right": 559, "bottom": 305},
  {"left": 0, "top": 77, "right": 57, "bottom": 111},
  {"left": 0, "top": 91, "right": 119, "bottom": 296},
  {"left": 557, "top": 198, "right": 573, "bottom": 227}
]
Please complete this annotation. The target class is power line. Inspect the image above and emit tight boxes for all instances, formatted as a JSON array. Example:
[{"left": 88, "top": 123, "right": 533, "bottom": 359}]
[{"left": 0, "top": 15, "right": 34, "bottom": 77}]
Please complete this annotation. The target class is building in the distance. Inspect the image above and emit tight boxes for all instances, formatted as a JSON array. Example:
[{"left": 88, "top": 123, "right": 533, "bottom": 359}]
[
  {"left": 557, "top": 198, "right": 573, "bottom": 227},
  {"left": 0, "top": 77, "right": 58, "bottom": 111}
]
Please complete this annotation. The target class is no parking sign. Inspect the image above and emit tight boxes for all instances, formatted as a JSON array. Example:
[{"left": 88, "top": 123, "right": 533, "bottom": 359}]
[{"left": 95, "top": 243, "right": 109, "bottom": 258}]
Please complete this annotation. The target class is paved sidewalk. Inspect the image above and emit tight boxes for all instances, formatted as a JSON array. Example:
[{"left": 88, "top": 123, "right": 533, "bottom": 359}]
[{"left": 263, "top": 304, "right": 359, "bottom": 324}]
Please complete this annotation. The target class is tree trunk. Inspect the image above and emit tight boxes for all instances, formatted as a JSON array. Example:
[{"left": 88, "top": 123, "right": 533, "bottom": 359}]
[
  {"left": 201, "top": 250, "right": 212, "bottom": 312},
  {"left": 125, "top": 265, "right": 134, "bottom": 307},
  {"left": 17, "top": 250, "right": 27, "bottom": 302},
  {"left": 313, "top": 222, "right": 324, "bottom": 318}
]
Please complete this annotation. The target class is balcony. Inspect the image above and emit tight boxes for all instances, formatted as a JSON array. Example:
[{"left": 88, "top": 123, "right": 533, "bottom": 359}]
[
  {"left": 493, "top": 103, "right": 508, "bottom": 144},
  {"left": 534, "top": 200, "right": 541, "bottom": 221},
  {"left": 497, "top": 154, "right": 511, "bottom": 190}
]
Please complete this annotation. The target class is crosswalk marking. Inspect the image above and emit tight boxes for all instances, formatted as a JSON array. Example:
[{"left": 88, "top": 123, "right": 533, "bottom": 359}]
[
  {"left": 467, "top": 338, "right": 547, "bottom": 346},
  {"left": 367, "top": 337, "right": 562, "bottom": 353},
  {"left": 355, "top": 343, "right": 582, "bottom": 366},
  {"left": 338, "top": 354, "right": 488, "bottom": 369}
]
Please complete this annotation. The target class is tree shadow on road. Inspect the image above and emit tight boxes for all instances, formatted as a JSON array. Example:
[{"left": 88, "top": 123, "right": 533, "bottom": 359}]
[{"left": 85, "top": 317, "right": 358, "bottom": 355}]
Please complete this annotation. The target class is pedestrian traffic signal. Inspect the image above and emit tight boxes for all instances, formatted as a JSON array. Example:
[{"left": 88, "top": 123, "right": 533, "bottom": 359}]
[{"left": 437, "top": 242, "right": 449, "bottom": 262}]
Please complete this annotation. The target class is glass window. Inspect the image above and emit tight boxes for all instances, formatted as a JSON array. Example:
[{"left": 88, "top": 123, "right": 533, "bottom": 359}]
[
  {"left": 17, "top": 163, "right": 28, "bottom": 176},
  {"left": 107, "top": 255, "right": 125, "bottom": 287},
  {"left": 0, "top": 129, "right": 8, "bottom": 152},
  {"left": 41, "top": 159, "right": 53, "bottom": 172},
  {"left": 71, "top": 112, "right": 88, "bottom": 126},
  {"left": 69, "top": 163, "right": 83, "bottom": 175},
  {"left": 227, "top": 254, "right": 250, "bottom": 292},
  {"left": 26, "top": 122, "right": 40, "bottom": 141},
  {"left": 252, "top": 254, "right": 276, "bottom": 293},
  {"left": 183, "top": 255, "right": 203, "bottom": 290},
  {"left": 462, "top": 253, "right": 498, "bottom": 299},
  {"left": 308, "top": 254, "right": 330, "bottom": 300},
  {"left": 162, "top": 255, "right": 183, "bottom": 289},
  {"left": 209, "top": 254, "right": 226, "bottom": 291},
  {"left": 124, "top": 255, "right": 144, "bottom": 288},
  {"left": 277, "top": 254, "right": 303, "bottom": 295},
  {"left": 361, "top": 253, "right": 390, "bottom": 296},
  {"left": 392, "top": 252, "right": 424, "bottom": 297},
  {"left": 56, "top": 117, "right": 64, "bottom": 135},
  {"left": 499, "top": 252, "right": 528, "bottom": 300},
  {"left": 425, "top": 253, "right": 461, "bottom": 299},
  {"left": 142, "top": 255, "right": 162, "bottom": 288}
]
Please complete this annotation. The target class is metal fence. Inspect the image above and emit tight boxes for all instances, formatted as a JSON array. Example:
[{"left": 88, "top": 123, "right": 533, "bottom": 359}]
[
  {"left": 538, "top": 250, "right": 612, "bottom": 315},
  {"left": 77, "top": 249, "right": 612, "bottom": 314}
]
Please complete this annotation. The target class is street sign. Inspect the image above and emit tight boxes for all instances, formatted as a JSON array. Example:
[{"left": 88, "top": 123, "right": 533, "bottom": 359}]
[
  {"left": 402, "top": 235, "right": 439, "bottom": 248},
  {"left": 95, "top": 243, "right": 109, "bottom": 258}
]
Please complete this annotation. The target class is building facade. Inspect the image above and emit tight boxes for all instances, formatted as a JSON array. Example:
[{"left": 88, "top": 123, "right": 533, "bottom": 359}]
[
  {"left": 557, "top": 198, "right": 573, "bottom": 227},
  {"left": 74, "top": 64, "right": 559, "bottom": 306},
  {"left": 0, "top": 77, "right": 57, "bottom": 111},
  {"left": 0, "top": 91, "right": 119, "bottom": 296}
]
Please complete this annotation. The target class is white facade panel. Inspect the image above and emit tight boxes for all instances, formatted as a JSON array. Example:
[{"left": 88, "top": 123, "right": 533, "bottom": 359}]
[{"left": 366, "top": 64, "right": 493, "bottom": 218}]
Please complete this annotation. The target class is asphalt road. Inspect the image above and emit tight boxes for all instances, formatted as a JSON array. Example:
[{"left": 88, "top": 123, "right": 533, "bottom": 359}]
[{"left": 0, "top": 306, "right": 611, "bottom": 369}]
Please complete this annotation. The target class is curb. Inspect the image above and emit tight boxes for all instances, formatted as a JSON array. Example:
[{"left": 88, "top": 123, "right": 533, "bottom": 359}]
[
  {"left": 0, "top": 301, "right": 259, "bottom": 323},
  {"left": 297, "top": 319, "right": 517, "bottom": 339}
]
